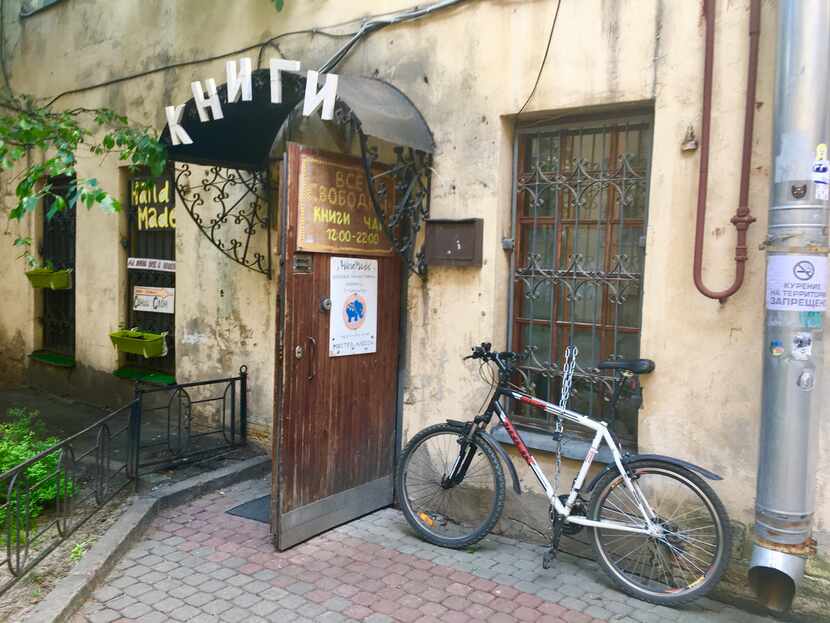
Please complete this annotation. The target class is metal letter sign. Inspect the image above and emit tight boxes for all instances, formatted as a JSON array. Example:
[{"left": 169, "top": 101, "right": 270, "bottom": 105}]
[
  {"left": 329, "top": 257, "right": 378, "bottom": 357},
  {"left": 766, "top": 254, "right": 828, "bottom": 311},
  {"left": 166, "top": 57, "right": 339, "bottom": 145}
]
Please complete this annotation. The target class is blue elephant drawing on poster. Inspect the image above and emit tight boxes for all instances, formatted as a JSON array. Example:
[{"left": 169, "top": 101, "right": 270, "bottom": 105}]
[{"left": 346, "top": 297, "right": 365, "bottom": 324}]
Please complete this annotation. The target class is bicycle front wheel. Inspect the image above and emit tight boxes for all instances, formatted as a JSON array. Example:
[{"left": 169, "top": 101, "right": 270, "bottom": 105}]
[
  {"left": 589, "top": 460, "right": 731, "bottom": 606},
  {"left": 397, "top": 423, "right": 505, "bottom": 549}
]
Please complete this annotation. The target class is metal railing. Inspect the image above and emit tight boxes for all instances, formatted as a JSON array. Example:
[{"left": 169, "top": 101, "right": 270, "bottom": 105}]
[
  {"left": 134, "top": 366, "right": 248, "bottom": 474},
  {"left": 1, "top": 400, "right": 138, "bottom": 596},
  {"left": 1, "top": 366, "right": 250, "bottom": 596}
]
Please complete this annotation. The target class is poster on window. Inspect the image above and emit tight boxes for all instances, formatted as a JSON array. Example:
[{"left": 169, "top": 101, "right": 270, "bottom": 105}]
[
  {"left": 133, "top": 286, "right": 175, "bottom": 314},
  {"left": 329, "top": 257, "right": 377, "bottom": 357}
]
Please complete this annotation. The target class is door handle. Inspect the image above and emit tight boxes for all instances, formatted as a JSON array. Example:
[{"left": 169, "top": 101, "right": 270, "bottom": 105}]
[{"left": 306, "top": 336, "right": 317, "bottom": 381}]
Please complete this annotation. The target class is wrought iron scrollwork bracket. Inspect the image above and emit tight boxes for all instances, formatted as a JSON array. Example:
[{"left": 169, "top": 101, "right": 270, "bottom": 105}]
[
  {"left": 350, "top": 115, "right": 432, "bottom": 279},
  {"left": 174, "top": 164, "right": 273, "bottom": 278}
]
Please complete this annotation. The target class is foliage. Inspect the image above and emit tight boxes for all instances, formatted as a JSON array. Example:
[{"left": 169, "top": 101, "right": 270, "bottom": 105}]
[
  {"left": 0, "top": 94, "right": 167, "bottom": 258},
  {"left": 272, "top": 0, "right": 284, "bottom": 10},
  {"left": 0, "top": 408, "right": 67, "bottom": 530},
  {"left": 69, "top": 540, "right": 90, "bottom": 563}
]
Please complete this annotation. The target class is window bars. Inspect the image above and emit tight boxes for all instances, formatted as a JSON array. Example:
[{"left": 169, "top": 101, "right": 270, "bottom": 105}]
[
  {"left": 41, "top": 179, "right": 76, "bottom": 357},
  {"left": 509, "top": 115, "right": 653, "bottom": 441}
]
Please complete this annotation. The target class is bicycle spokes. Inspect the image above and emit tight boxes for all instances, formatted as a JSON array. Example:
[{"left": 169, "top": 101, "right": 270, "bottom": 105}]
[{"left": 593, "top": 467, "right": 724, "bottom": 597}]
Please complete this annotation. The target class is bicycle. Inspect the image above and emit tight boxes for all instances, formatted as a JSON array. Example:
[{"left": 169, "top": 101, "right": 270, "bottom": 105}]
[{"left": 396, "top": 342, "right": 731, "bottom": 606}]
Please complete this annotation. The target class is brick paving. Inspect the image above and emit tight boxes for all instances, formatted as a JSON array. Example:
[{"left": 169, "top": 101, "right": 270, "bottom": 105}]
[{"left": 72, "top": 477, "right": 777, "bottom": 623}]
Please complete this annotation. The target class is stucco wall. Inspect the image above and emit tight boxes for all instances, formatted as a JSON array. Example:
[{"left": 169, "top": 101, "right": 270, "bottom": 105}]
[{"left": 0, "top": 0, "right": 827, "bottom": 574}]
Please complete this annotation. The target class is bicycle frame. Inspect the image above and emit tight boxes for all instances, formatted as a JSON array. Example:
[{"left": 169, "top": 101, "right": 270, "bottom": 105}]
[{"left": 482, "top": 385, "right": 660, "bottom": 537}]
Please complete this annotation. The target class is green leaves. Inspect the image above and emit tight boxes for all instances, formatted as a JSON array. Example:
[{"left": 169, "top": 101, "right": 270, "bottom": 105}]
[
  {"left": 0, "top": 94, "right": 167, "bottom": 264},
  {"left": 272, "top": 0, "right": 284, "bottom": 11}
]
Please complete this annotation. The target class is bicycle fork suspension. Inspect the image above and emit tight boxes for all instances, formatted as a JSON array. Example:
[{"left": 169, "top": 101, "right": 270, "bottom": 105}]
[{"left": 443, "top": 437, "right": 478, "bottom": 488}]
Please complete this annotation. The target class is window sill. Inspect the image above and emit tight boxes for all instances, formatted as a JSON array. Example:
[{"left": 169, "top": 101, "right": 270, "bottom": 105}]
[
  {"left": 113, "top": 366, "right": 176, "bottom": 386},
  {"left": 490, "top": 424, "right": 614, "bottom": 464},
  {"left": 29, "top": 350, "right": 75, "bottom": 368}
]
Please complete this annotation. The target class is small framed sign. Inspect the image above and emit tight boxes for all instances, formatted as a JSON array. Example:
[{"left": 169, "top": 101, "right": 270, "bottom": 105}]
[{"left": 133, "top": 286, "right": 175, "bottom": 314}]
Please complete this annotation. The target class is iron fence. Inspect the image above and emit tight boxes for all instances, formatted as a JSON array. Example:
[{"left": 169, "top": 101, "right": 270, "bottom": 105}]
[
  {"left": 134, "top": 366, "right": 248, "bottom": 473},
  {"left": 0, "top": 400, "right": 138, "bottom": 596},
  {"left": 0, "top": 367, "right": 249, "bottom": 596}
]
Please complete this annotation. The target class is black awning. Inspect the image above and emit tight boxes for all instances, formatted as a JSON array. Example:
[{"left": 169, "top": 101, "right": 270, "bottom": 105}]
[{"left": 160, "top": 69, "right": 434, "bottom": 170}]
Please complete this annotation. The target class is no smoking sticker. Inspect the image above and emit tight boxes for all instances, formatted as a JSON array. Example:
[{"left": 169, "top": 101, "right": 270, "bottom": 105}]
[{"left": 766, "top": 255, "right": 827, "bottom": 312}]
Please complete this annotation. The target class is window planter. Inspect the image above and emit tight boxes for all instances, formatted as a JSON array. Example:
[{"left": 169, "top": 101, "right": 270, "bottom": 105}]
[
  {"left": 25, "top": 268, "right": 73, "bottom": 290},
  {"left": 109, "top": 329, "right": 168, "bottom": 359}
]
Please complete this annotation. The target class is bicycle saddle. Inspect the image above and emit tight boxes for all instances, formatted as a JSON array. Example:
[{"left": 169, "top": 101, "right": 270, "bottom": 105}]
[{"left": 597, "top": 359, "right": 655, "bottom": 374}]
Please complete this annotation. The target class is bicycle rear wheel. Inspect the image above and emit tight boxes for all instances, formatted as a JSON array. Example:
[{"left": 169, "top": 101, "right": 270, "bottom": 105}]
[
  {"left": 397, "top": 423, "right": 505, "bottom": 549},
  {"left": 589, "top": 460, "right": 731, "bottom": 606}
]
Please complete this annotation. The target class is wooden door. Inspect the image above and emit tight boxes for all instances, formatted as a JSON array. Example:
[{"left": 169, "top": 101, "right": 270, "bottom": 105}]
[{"left": 272, "top": 143, "right": 401, "bottom": 550}]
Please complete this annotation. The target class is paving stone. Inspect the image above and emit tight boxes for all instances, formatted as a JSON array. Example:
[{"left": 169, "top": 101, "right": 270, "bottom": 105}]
[
  {"left": 72, "top": 478, "right": 779, "bottom": 623},
  {"left": 87, "top": 609, "right": 120, "bottom": 623}
]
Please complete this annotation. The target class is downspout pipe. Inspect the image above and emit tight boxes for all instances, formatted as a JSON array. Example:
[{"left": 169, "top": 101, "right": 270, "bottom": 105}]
[
  {"left": 749, "top": 0, "right": 830, "bottom": 611},
  {"left": 692, "top": 0, "right": 760, "bottom": 303}
]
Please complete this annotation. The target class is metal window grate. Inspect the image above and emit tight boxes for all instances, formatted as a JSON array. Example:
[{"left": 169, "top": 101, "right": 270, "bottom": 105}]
[
  {"left": 127, "top": 173, "right": 176, "bottom": 374},
  {"left": 41, "top": 177, "right": 75, "bottom": 357},
  {"left": 509, "top": 114, "right": 653, "bottom": 442}
]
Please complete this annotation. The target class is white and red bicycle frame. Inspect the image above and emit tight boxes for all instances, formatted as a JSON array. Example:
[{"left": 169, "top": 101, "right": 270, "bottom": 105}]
[{"left": 491, "top": 388, "right": 660, "bottom": 536}]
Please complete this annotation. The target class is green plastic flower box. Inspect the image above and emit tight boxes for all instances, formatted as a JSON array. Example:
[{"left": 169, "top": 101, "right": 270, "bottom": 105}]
[
  {"left": 109, "top": 330, "right": 168, "bottom": 359},
  {"left": 25, "top": 268, "right": 73, "bottom": 290}
]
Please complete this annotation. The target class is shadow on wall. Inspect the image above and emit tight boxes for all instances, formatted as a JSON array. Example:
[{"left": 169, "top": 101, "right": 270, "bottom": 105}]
[{"left": 0, "top": 328, "right": 26, "bottom": 389}]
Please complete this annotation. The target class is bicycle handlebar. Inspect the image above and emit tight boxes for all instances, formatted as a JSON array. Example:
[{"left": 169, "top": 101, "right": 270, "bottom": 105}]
[{"left": 464, "top": 342, "right": 521, "bottom": 368}]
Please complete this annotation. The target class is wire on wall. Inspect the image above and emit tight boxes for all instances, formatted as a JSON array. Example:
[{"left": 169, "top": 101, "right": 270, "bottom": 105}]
[
  {"left": 516, "top": 0, "right": 563, "bottom": 120},
  {"left": 42, "top": 0, "right": 471, "bottom": 109}
]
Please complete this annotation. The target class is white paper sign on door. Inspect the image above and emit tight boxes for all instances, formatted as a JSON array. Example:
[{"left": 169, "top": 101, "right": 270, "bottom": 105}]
[
  {"left": 766, "top": 254, "right": 828, "bottom": 311},
  {"left": 329, "top": 257, "right": 378, "bottom": 357}
]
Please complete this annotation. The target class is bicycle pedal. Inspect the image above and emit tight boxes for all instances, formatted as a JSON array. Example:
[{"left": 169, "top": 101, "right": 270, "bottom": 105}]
[{"left": 542, "top": 549, "right": 557, "bottom": 569}]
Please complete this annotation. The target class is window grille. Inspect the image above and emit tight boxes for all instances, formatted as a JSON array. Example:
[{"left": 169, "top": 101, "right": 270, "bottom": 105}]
[
  {"left": 127, "top": 173, "right": 176, "bottom": 374},
  {"left": 41, "top": 177, "right": 75, "bottom": 357},
  {"left": 509, "top": 113, "right": 653, "bottom": 442}
]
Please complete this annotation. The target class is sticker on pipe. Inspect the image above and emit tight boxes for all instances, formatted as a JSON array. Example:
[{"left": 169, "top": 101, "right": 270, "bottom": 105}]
[{"left": 766, "top": 255, "right": 827, "bottom": 312}]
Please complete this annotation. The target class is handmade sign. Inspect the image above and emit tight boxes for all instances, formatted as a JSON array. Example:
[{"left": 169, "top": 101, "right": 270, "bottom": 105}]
[
  {"left": 329, "top": 257, "right": 378, "bottom": 357},
  {"left": 166, "top": 57, "right": 339, "bottom": 146},
  {"left": 130, "top": 176, "right": 175, "bottom": 231},
  {"left": 297, "top": 151, "right": 393, "bottom": 256},
  {"left": 133, "top": 286, "right": 175, "bottom": 314}
]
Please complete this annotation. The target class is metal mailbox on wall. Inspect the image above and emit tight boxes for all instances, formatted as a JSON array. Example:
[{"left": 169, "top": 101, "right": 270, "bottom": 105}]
[{"left": 424, "top": 218, "right": 484, "bottom": 267}]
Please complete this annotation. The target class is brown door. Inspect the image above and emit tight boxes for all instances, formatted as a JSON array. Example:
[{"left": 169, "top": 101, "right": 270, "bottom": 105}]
[{"left": 272, "top": 143, "right": 401, "bottom": 550}]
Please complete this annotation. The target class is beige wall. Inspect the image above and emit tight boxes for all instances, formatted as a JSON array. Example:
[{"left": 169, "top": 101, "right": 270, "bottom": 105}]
[{"left": 1, "top": 0, "right": 827, "bottom": 560}]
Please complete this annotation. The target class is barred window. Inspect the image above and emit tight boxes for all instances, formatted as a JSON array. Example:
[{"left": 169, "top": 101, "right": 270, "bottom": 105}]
[
  {"left": 41, "top": 177, "right": 76, "bottom": 357},
  {"left": 509, "top": 113, "right": 653, "bottom": 442}
]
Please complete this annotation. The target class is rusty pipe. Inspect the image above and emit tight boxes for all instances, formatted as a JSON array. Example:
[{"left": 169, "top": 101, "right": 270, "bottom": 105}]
[{"left": 693, "top": 0, "right": 760, "bottom": 303}]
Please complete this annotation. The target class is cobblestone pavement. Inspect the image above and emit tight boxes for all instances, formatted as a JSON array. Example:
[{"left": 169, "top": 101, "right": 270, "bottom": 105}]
[{"left": 72, "top": 478, "right": 778, "bottom": 623}]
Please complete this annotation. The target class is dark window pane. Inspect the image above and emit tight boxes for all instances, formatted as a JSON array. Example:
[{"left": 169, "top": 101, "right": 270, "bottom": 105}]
[{"left": 42, "top": 177, "right": 75, "bottom": 357}]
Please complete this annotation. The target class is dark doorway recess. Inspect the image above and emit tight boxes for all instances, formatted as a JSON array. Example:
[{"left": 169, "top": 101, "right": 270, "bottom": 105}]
[{"left": 125, "top": 172, "right": 176, "bottom": 377}]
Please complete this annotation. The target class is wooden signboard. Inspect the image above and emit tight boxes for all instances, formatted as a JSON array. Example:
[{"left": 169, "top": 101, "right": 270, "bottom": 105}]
[{"left": 296, "top": 149, "right": 394, "bottom": 256}]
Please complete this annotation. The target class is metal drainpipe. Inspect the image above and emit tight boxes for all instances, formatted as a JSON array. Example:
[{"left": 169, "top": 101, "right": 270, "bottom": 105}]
[
  {"left": 692, "top": 0, "right": 760, "bottom": 304},
  {"left": 749, "top": 0, "right": 830, "bottom": 611}
]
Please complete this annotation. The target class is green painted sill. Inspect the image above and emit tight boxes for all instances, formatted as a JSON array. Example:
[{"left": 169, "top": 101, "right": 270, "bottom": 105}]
[
  {"left": 113, "top": 366, "right": 176, "bottom": 386},
  {"left": 29, "top": 350, "right": 75, "bottom": 368}
]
